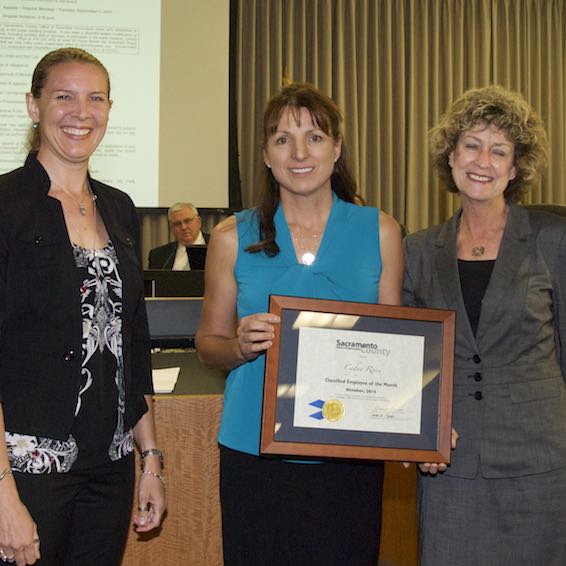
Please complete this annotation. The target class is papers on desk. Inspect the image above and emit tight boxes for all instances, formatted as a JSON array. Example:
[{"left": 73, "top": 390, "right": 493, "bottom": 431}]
[{"left": 152, "top": 367, "right": 180, "bottom": 393}]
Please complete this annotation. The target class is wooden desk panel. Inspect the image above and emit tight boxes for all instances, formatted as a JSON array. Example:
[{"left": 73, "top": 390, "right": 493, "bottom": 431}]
[
  {"left": 122, "top": 396, "right": 224, "bottom": 566},
  {"left": 380, "top": 463, "right": 418, "bottom": 565}
]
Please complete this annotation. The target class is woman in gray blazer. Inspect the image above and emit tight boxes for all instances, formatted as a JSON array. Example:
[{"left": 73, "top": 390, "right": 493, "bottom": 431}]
[{"left": 404, "top": 85, "right": 566, "bottom": 565}]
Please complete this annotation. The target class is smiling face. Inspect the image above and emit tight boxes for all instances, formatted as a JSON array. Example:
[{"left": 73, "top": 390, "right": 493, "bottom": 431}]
[
  {"left": 263, "top": 106, "right": 342, "bottom": 199},
  {"left": 26, "top": 61, "right": 111, "bottom": 168},
  {"left": 449, "top": 122, "right": 517, "bottom": 206}
]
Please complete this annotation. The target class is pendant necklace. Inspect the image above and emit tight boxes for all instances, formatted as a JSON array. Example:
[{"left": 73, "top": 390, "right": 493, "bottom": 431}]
[
  {"left": 59, "top": 182, "right": 98, "bottom": 253},
  {"left": 461, "top": 212, "right": 507, "bottom": 258},
  {"left": 53, "top": 181, "right": 95, "bottom": 216},
  {"left": 290, "top": 227, "right": 321, "bottom": 266}
]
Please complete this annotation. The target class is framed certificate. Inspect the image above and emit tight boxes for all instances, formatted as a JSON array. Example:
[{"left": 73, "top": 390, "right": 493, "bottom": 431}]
[{"left": 260, "top": 295, "right": 456, "bottom": 463}]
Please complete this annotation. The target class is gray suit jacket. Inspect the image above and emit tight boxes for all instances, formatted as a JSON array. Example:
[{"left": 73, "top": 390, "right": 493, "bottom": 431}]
[{"left": 404, "top": 203, "right": 566, "bottom": 479}]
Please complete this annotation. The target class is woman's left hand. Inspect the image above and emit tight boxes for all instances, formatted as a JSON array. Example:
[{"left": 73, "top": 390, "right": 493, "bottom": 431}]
[{"left": 132, "top": 467, "right": 167, "bottom": 532}]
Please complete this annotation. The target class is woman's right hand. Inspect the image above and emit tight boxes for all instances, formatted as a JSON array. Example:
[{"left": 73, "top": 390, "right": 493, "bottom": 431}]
[
  {"left": 417, "top": 428, "right": 459, "bottom": 475},
  {"left": 0, "top": 490, "right": 40, "bottom": 565},
  {"left": 237, "top": 313, "right": 280, "bottom": 362}
]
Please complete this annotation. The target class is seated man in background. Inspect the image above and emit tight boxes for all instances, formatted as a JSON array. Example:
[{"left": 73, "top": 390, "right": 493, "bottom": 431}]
[{"left": 148, "top": 202, "right": 208, "bottom": 269}]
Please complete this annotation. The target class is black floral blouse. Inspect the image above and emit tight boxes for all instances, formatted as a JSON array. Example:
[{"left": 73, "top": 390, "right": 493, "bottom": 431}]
[{"left": 6, "top": 242, "right": 134, "bottom": 473}]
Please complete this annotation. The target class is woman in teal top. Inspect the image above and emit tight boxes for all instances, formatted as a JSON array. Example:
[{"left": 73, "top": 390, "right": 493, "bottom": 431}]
[{"left": 196, "top": 83, "right": 403, "bottom": 565}]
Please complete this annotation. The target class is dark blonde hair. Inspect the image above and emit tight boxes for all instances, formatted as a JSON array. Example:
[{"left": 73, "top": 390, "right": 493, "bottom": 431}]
[
  {"left": 27, "top": 47, "right": 110, "bottom": 151},
  {"left": 247, "top": 82, "right": 356, "bottom": 256},
  {"left": 429, "top": 85, "right": 548, "bottom": 202}
]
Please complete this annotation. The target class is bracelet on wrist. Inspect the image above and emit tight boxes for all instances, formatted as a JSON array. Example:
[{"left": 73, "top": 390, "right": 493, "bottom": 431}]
[
  {"left": 141, "top": 448, "right": 164, "bottom": 468},
  {"left": 0, "top": 467, "right": 12, "bottom": 481},
  {"left": 141, "top": 470, "right": 166, "bottom": 486}
]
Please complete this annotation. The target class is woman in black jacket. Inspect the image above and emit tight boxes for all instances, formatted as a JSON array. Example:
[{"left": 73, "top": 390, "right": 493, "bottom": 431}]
[{"left": 0, "top": 48, "right": 166, "bottom": 565}]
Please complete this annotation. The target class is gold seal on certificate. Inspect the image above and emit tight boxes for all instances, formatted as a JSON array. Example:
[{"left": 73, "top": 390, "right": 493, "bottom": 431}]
[{"left": 322, "top": 399, "right": 345, "bottom": 422}]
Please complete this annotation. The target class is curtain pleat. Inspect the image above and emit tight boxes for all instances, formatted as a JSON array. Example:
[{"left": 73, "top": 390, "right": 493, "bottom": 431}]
[
  {"left": 139, "top": 213, "right": 170, "bottom": 268},
  {"left": 236, "top": 0, "right": 566, "bottom": 232}
]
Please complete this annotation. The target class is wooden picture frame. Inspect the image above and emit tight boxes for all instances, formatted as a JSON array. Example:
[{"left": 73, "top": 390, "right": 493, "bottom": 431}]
[{"left": 260, "top": 295, "right": 456, "bottom": 463}]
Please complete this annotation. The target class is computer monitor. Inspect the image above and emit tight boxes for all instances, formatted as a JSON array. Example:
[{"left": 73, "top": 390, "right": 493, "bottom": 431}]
[
  {"left": 145, "top": 297, "right": 203, "bottom": 348},
  {"left": 186, "top": 245, "right": 207, "bottom": 270}
]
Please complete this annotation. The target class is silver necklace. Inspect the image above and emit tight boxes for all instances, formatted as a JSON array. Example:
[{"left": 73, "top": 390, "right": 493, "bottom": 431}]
[
  {"left": 62, "top": 190, "right": 98, "bottom": 252},
  {"left": 54, "top": 182, "right": 94, "bottom": 216},
  {"left": 290, "top": 227, "right": 321, "bottom": 266}
]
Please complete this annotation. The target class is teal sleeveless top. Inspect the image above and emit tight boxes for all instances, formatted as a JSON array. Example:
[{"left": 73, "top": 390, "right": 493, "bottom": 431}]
[{"left": 219, "top": 193, "right": 382, "bottom": 455}]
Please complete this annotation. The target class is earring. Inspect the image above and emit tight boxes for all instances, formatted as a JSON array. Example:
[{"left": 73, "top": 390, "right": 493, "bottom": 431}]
[
  {"left": 266, "top": 164, "right": 271, "bottom": 169},
  {"left": 32, "top": 122, "right": 38, "bottom": 129}
]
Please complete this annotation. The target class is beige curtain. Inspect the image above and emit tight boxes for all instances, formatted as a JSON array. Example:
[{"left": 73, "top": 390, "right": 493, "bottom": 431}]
[
  {"left": 236, "top": 0, "right": 566, "bottom": 232},
  {"left": 138, "top": 211, "right": 170, "bottom": 268}
]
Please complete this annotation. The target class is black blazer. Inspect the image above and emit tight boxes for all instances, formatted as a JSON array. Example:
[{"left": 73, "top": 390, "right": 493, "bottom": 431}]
[
  {"left": 148, "top": 241, "right": 178, "bottom": 269},
  {"left": 0, "top": 153, "right": 152, "bottom": 439}
]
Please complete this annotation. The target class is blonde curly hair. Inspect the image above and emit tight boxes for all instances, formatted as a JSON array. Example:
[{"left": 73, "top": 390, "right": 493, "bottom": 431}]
[{"left": 429, "top": 85, "right": 548, "bottom": 202}]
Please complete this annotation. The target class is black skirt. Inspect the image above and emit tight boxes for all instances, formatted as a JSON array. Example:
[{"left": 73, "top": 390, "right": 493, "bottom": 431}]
[{"left": 220, "top": 444, "right": 384, "bottom": 566}]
